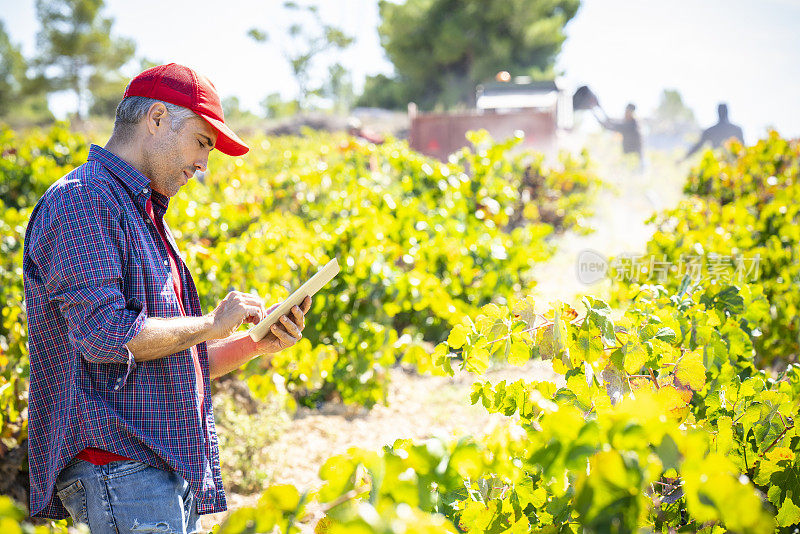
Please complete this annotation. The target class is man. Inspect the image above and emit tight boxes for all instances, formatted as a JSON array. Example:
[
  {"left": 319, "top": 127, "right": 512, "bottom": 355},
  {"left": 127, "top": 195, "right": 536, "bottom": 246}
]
[
  {"left": 600, "top": 103, "right": 643, "bottom": 160},
  {"left": 23, "top": 63, "right": 311, "bottom": 533},
  {"left": 684, "top": 103, "right": 745, "bottom": 158}
]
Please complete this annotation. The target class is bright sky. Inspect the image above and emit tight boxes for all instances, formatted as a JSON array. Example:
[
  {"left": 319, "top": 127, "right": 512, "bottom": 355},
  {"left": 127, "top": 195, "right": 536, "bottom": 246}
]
[
  {"left": 2, "top": 0, "right": 799, "bottom": 143},
  {"left": 556, "top": 0, "right": 800, "bottom": 143}
]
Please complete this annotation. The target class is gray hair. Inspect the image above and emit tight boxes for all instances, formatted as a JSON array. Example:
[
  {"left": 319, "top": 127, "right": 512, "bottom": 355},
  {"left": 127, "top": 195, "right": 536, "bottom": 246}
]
[{"left": 112, "top": 96, "right": 198, "bottom": 140}]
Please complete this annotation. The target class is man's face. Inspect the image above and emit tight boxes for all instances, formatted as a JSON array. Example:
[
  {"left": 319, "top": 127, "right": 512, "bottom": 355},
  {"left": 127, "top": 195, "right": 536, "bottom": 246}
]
[{"left": 144, "top": 112, "right": 218, "bottom": 197}]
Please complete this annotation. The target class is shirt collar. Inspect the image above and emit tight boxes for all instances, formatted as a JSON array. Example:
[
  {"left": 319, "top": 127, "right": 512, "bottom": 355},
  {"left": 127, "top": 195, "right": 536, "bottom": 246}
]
[{"left": 87, "top": 144, "right": 171, "bottom": 216}]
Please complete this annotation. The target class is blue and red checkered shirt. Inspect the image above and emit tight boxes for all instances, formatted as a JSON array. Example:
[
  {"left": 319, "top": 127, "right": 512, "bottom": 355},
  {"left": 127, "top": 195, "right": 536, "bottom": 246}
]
[{"left": 23, "top": 144, "right": 226, "bottom": 519}]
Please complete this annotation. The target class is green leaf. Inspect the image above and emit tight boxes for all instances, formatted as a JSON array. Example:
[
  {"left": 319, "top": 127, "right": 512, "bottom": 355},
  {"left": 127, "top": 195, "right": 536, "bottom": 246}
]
[
  {"left": 714, "top": 286, "right": 745, "bottom": 315},
  {"left": 700, "top": 285, "right": 744, "bottom": 315},
  {"left": 514, "top": 476, "right": 535, "bottom": 508},
  {"left": 470, "top": 381, "right": 485, "bottom": 405},
  {"left": 512, "top": 296, "right": 537, "bottom": 328},
  {"left": 583, "top": 296, "right": 616, "bottom": 345},
  {"left": 654, "top": 327, "right": 677, "bottom": 343},
  {"left": 715, "top": 416, "right": 734, "bottom": 455},
  {"left": 566, "top": 369, "right": 592, "bottom": 410},
  {"left": 433, "top": 343, "right": 454, "bottom": 376},
  {"left": 656, "top": 434, "right": 681, "bottom": 470},
  {"left": 575, "top": 328, "right": 603, "bottom": 365},
  {"left": 777, "top": 492, "right": 800, "bottom": 527},
  {"left": 754, "top": 459, "right": 782, "bottom": 487}
]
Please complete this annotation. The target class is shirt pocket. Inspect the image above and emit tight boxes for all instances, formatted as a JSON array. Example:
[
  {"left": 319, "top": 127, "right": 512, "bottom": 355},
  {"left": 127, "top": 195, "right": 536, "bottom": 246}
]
[
  {"left": 128, "top": 230, "right": 179, "bottom": 319},
  {"left": 160, "top": 272, "right": 182, "bottom": 312},
  {"left": 122, "top": 234, "right": 149, "bottom": 316}
]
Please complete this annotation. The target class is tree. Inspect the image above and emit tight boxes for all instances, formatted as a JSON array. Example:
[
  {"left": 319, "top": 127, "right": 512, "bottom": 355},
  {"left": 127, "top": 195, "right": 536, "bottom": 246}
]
[
  {"left": 362, "top": 0, "right": 580, "bottom": 110},
  {"left": 91, "top": 58, "right": 166, "bottom": 118},
  {"left": 653, "top": 89, "right": 697, "bottom": 127},
  {"left": 86, "top": 71, "right": 129, "bottom": 117},
  {"left": 249, "top": 2, "right": 354, "bottom": 111},
  {"left": 646, "top": 88, "right": 699, "bottom": 148},
  {"left": 0, "top": 21, "right": 52, "bottom": 124},
  {"left": 357, "top": 74, "right": 416, "bottom": 111},
  {"left": 221, "top": 96, "right": 261, "bottom": 129},
  {"left": 34, "top": 0, "right": 135, "bottom": 120},
  {"left": 0, "top": 21, "right": 27, "bottom": 117},
  {"left": 323, "top": 62, "right": 354, "bottom": 113},
  {"left": 260, "top": 93, "right": 300, "bottom": 119}
]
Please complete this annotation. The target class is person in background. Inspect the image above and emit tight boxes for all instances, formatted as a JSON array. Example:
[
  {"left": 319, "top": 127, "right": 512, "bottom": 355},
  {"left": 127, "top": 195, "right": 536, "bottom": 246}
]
[
  {"left": 23, "top": 63, "right": 312, "bottom": 533},
  {"left": 684, "top": 103, "right": 745, "bottom": 159},
  {"left": 347, "top": 117, "right": 385, "bottom": 145},
  {"left": 600, "top": 103, "right": 643, "bottom": 161}
]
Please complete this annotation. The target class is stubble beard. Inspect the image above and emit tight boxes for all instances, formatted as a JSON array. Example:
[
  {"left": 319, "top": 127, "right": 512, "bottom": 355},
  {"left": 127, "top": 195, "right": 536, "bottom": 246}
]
[{"left": 144, "top": 130, "right": 187, "bottom": 198}]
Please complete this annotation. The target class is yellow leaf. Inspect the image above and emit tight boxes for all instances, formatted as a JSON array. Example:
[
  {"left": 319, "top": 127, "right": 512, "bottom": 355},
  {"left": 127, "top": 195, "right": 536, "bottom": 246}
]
[
  {"left": 538, "top": 511, "right": 553, "bottom": 525},
  {"left": 315, "top": 516, "right": 332, "bottom": 534},
  {"left": 465, "top": 347, "right": 490, "bottom": 375},
  {"left": 674, "top": 350, "right": 706, "bottom": 391},
  {"left": 259, "top": 484, "right": 301, "bottom": 511},
  {"left": 766, "top": 447, "right": 794, "bottom": 463},
  {"left": 459, "top": 501, "right": 492, "bottom": 530},
  {"left": 657, "top": 385, "right": 690, "bottom": 420},
  {"left": 503, "top": 516, "right": 530, "bottom": 533},
  {"left": 447, "top": 324, "right": 468, "bottom": 349},
  {"left": 0, "top": 519, "right": 22, "bottom": 534},
  {"left": 507, "top": 341, "right": 530, "bottom": 366},
  {"left": 624, "top": 342, "right": 648, "bottom": 374},
  {"left": 531, "top": 487, "right": 548, "bottom": 508},
  {"left": 480, "top": 303, "right": 503, "bottom": 319}
]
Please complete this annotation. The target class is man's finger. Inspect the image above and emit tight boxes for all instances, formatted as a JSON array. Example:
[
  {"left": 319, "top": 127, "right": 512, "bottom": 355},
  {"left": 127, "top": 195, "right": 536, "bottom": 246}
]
[
  {"left": 270, "top": 323, "right": 298, "bottom": 347},
  {"left": 239, "top": 293, "right": 266, "bottom": 309},
  {"left": 236, "top": 294, "right": 267, "bottom": 320},
  {"left": 301, "top": 295, "right": 312, "bottom": 314},
  {"left": 279, "top": 315, "right": 302, "bottom": 338},
  {"left": 291, "top": 305, "right": 305, "bottom": 331},
  {"left": 243, "top": 305, "right": 263, "bottom": 324}
]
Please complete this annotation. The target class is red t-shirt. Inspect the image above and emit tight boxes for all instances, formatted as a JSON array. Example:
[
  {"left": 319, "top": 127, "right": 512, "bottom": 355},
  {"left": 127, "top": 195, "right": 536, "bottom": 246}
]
[
  {"left": 77, "top": 198, "right": 204, "bottom": 465},
  {"left": 144, "top": 198, "right": 205, "bottom": 409}
]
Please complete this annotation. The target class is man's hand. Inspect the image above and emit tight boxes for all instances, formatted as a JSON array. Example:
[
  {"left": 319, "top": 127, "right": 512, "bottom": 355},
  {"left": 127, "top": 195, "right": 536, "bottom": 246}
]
[
  {"left": 205, "top": 295, "right": 312, "bottom": 378},
  {"left": 254, "top": 296, "right": 312, "bottom": 354},
  {"left": 207, "top": 291, "right": 267, "bottom": 339}
]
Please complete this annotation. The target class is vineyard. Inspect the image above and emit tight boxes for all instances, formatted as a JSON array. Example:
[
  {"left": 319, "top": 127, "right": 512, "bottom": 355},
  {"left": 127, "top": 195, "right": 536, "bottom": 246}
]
[{"left": 1, "top": 124, "right": 799, "bottom": 533}]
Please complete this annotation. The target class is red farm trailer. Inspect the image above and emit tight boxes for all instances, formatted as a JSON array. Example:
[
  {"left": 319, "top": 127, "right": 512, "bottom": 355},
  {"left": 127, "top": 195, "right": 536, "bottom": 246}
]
[{"left": 408, "top": 79, "right": 580, "bottom": 161}]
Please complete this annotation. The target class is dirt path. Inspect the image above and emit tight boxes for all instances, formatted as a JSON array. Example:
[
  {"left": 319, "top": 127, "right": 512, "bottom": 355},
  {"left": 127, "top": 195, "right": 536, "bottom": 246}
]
[
  {"left": 529, "top": 151, "right": 688, "bottom": 310},
  {"left": 202, "top": 148, "right": 689, "bottom": 531},
  {"left": 202, "top": 363, "right": 559, "bottom": 530}
]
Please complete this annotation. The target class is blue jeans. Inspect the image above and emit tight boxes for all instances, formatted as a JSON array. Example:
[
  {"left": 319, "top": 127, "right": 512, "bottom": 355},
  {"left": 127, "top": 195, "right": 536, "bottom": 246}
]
[{"left": 55, "top": 458, "right": 202, "bottom": 533}]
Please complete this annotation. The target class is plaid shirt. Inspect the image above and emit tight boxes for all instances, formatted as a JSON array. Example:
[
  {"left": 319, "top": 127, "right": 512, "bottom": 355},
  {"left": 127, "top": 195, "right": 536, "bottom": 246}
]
[{"left": 23, "top": 145, "right": 226, "bottom": 519}]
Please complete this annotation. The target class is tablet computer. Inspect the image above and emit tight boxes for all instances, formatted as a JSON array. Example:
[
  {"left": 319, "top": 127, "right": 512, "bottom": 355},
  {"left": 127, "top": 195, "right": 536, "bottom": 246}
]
[{"left": 248, "top": 258, "right": 341, "bottom": 342}]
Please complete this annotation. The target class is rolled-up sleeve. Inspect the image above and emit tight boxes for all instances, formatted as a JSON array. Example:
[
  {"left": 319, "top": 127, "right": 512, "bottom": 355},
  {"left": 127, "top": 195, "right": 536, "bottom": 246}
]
[{"left": 38, "top": 184, "right": 147, "bottom": 368}]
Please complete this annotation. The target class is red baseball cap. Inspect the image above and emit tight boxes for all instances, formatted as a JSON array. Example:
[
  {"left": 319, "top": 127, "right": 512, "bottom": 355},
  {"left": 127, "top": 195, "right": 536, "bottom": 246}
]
[{"left": 124, "top": 63, "right": 249, "bottom": 157}]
